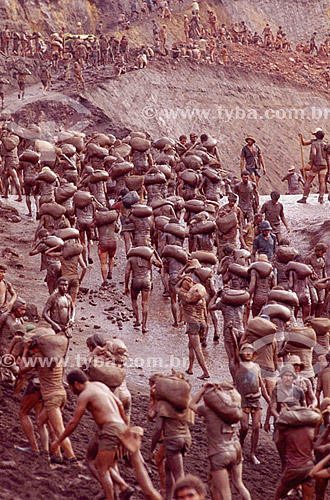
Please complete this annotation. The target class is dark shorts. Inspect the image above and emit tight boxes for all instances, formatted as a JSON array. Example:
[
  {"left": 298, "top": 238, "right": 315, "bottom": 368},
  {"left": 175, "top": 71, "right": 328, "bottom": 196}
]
[
  {"left": 209, "top": 442, "right": 242, "bottom": 471},
  {"left": 63, "top": 277, "right": 79, "bottom": 297},
  {"left": 164, "top": 436, "right": 191, "bottom": 458},
  {"left": 186, "top": 322, "right": 207, "bottom": 336},
  {"left": 276, "top": 464, "right": 313, "bottom": 497},
  {"left": 246, "top": 166, "right": 261, "bottom": 178},
  {"left": 77, "top": 221, "right": 92, "bottom": 233},
  {"left": 131, "top": 277, "right": 151, "bottom": 293},
  {"left": 98, "top": 422, "right": 128, "bottom": 452},
  {"left": 24, "top": 182, "right": 36, "bottom": 196},
  {"left": 99, "top": 240, "right": 117, "bottom": 257}
]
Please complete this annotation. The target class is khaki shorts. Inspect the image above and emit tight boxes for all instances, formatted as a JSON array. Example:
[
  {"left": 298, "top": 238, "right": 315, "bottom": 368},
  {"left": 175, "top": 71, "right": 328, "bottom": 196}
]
[
  {"left": 98, "top": 422, "right": 128, "bottom": 452},
  {"left": 43, "top": 392, "right": 67, "bottom": 412},
  {"left": 209, "top": 442, "right": 242, "bottom": 471},
  {"left": 310, "top": 167, "right": 327, "bottom": 176}
]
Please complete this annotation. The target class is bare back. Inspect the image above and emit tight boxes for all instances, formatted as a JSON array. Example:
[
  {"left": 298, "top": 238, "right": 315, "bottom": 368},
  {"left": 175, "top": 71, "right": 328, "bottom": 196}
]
[{"left": 79, "top": 381, "right": 125, "bottom": 428}]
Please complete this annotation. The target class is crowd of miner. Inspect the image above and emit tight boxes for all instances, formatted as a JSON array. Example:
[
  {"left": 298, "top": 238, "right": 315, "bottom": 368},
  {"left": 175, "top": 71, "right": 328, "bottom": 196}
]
[
  {"left": 2, "top": 124, "right": 330, "bottom": 500},
  {"left": 1, "top": 0, "right": 330, "bottom": 97}
]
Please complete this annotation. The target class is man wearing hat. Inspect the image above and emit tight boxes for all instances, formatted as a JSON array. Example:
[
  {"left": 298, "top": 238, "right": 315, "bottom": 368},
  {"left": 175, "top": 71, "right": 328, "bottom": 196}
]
[
  {"left": 270, "top": 365, "right": 306, "bottom": 421},
  {"left": 240, "top": 136, "right": 266, "bottom": 187},
  {"left": 281, "top": 165, "right": 304, "bottom": 195},
  {"left": 297, "top": 129, "right": 330, "bottom": 204},
  {"left": 252, "top": 220, "right": 276, "bottom": 261},
  {"left": 215, "top": 192, "right": 246, "bottom": 261},
  {"left": 287, "top": 354, "right": 317, "bottom": 407}
]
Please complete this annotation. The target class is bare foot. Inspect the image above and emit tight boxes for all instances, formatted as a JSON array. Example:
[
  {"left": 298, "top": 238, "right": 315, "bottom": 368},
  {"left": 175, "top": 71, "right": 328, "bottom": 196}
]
[
  {"left": 133, "top": 321, "right": 141, "bottom": 328},
  {"left": 172, "top": 322, "right": 178, "bottom": 327},
  {"left": 185, "top": 369, "right": 193, "bottom": 375},
  {"left": 142, "top": 327, "right": 149, "bottom": 333},
  {"left": 197, "top": 374, "right": 210, "bottom": 380},
  {"left": 251, "top": 455, "right": 260, "bottom": 465}
]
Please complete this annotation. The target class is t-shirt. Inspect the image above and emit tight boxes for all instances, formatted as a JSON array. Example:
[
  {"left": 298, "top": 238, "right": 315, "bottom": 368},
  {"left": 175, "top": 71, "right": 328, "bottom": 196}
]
[
  {"left": 240, "top": 144, "right": 261, "bottom": 169},
  {"left": 271, "top": 382, "right": 305, "bottom": 413},
  {"left": 261, "top": 200, "right": 284, "bottom": 229},
  {"left": 280, "top": 426, "right": 314, "bottom": 468},
  {"left": 163, "top": 416, "right": 191, "bottom": 441},
  {"left": 253, "top": 233, "right": 276, "bottom": 260}
]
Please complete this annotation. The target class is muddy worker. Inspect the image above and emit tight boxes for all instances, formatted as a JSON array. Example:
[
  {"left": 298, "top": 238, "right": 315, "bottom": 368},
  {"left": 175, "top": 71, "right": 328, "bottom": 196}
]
[
  {"left": 216, "top": 192, "right": 246, "bottom": 261},
  {"left": 261, "top": 191, "right": 290, "bottom": 243},
  {"left": 72, "top": 61, "right": 85, "bottom": 92},
  {"left": 281, "top": 166, "right": 304, "bottom": 195},
  {"left": 298, "top": 129, "right": 329, "bottom": 205},
  {"left": 53, "top": 369, "right": 161, "bottom": 500},
  {"left": 287, "top": 255, "right": 312, "bottom": 322},
  {"left": 304, "top": 242, "right": 328, "bottom": 316},
  {"left": 0, "top": 298, "right": 26, "bottom": 355},
  {"left": 74, "top": 194, "right": 95, "bottom": 265},
  {"left": 40, "top": 64, "right": 51, "bottom": 95},
  {"left": 17, "top": 69, "right": 28, "bottom": 100},
  {"left": 189, "top": 384, "right": 251, "bottom": 500},
  {"left": 249, "top": 254, "right": 276, "bottom": 317},
  {"left": 231, "top": 341, "right": 270, "bottom": 466},
  {"left": 316, "top": 352, "right": 330, "bottom": 405},
  {"left": 252, "top": 220, "right": 276, "bottom": 261},
  {"left": 240, "top": 136, "right": 266, "bottom": 187},
  {"left": 0, "top": 264, "right": 17, "bottom": 314},
  {"left": 0, "top": 77, "right": 9, "bottom": 109},
  {"left": 233, "top": 170, "right": 259, "bottom": 223},
  {"left": 43, "top": 277, "right": 74, "bottom": 338},
  {"left": 176, "top": 276, "right": 210, "bottom": 379},
  {"left": 125, "top": 247, "right": 162, "bottom": 333},
  {"left": 96, "top": 209, "right": 120, "bottom": 284}
]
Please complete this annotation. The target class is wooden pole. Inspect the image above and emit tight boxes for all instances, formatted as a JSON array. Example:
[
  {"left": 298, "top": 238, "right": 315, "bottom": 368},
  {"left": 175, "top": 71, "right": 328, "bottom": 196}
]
[{"left": 300, "top": 139, "right": 306, "bottom": 180}]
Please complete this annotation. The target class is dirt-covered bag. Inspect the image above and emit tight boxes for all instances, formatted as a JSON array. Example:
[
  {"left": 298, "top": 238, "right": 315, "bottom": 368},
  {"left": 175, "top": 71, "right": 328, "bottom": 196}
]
[
  {"left": 87, "top": 360, "right": 126, "bottom": 389},
  {"left": 180, "top": 169, "right": 199, "bottom": 187},
  {"left": 37, "top": 170, "right": 57, "bottom": 183},
  {"left": 186, "top": 283, "right": 207, "bottom": 303},
  {"left": 127, "top": 246, "right": 154, "bottom": 260},
  {"left": 309, "top": 317, "right": 330, "bottom": 336},
  {"left": 248, "top": 261, "right": 273, "bottom": 278},
  {"left": 261, "top": 304, "right": 291, "bottom": 322},
  {"left": 190, "top": 220, "right": 216, "bottom": 235},
  {"left": 285, "top": 262, "right": 312, "bottom": 279},
  {"left": 216, "top": 211, "right": 237, "bottom": 234},
  {"left": 131, "top": 204, "right": 153, "bottom": 217},
  {"left": 73, "top": 190, "right": 93, "bottom": 209},
  {"left": 276, "top": 245, "right": 298, "bottom": 263},
  {"left": 163, "top": 223, "right": 188, "bottom": 238},
  {"left": 62, "top": 241, "right": 83, "bottom": 259},
  {"left": 221, "top": 289, "right": 250, "bottom": 306},
  {"left": 19, "top": 150, "right": 40, "bottom": 164},
  {"left": 125, "top": 175, "right": 144, "bottom": 191},
  {"left": 55, "top": 183, "right": 77, "bottom": 203},
  {"left": 155, "top": 375, "right": 191, "bottom": 410},
  {"left": 277, "top": 407, "right": 321, "bottom": 429},
  {"left": 56, "top": 227, "right": 80, "bottom": 240},
  {"left": 39, "top": 202, "right": 66, "bottom": 219},
  {"left": 203, "top": 382, "right": 242, "bottom": 424},
  {"left": 228, "top": 263, "right": 249, "bottom": 279},
  {"left": 32, "top": 327, "right": 68, "bottom": 358},
  {"left": 95, "top": 210, "right": 118, "bottom": 226},
  {"left": 246, "top": 317, "right": 277, "bottom": 338},
  {"left": 162, "top": 245, "right": 188, "bottom": 264}
]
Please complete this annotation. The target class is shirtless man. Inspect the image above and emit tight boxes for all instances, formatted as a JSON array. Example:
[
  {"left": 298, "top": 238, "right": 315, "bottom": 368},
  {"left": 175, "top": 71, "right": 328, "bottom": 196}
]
[
  {"left": 216, "top": 193, "right": 246, "bottom": 261},
  {"left": 19, "top": 153, "right": 40, "bottom": 217},
  {"left": 75, "top": 196, "right": 95, "bottom": 265},
  {"left": 232, "top": 342, "right": 270, "bottom": 465},
  {"left": 287, "top": 255, "right": 312, "bottom": 321},
  {"left": 190, "top": 384, "right": 251, "bottom": 500},
  {"left": 73, "top": 61, "right": 85, "bottom": 91},
  {"left": 304, "top": 242, "right": 328, "bottom": 316},
  {"left": 52, "top": 369, "right": 161, "bottom": 500},
  {"left": 0, "top": 264, "right": 17, "bottom": 315},
  {"left": 1, "top": 131, "right": 23, "bottom": 201},
  {"left": 20, "top": 343, "right": 76, "bottom": 465},
  {"left": 261, "top": 191, "right": 290, "bottom": 243},
  {"left": 233, "top": 170, "right": 259, "bottom": 223},
  {"left": 0, "top": 78, "right": 9, "bottom": 109},
  {"left": 40, "top": 65, "right": 51, "bottom": 95},
  {"left": 43, "top": 278, "right": 74, "bottom": 338},
  {"left": 96, "top": 209, "right": 120, "bottom": 283},
  {"left": 249, "top": 254, "right": 276, "bottom": 317},
  {"left": 0, "top": 298, "right": 25, "bottom": 355},
  {"left": 29, "top": 230, "right": 61, "bottom": 294},
  {"left": 17, "top": 70, "right": 27, "bottom": 100},
  {"left": 125, "top": 248, "right": 162, "bottom": 333}
]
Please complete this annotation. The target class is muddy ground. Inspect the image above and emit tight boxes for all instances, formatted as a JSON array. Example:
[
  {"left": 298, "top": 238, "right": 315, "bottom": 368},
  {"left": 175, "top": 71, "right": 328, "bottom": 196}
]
[{"left": 0, "top": 193, "right": 330, "bottom": 499}]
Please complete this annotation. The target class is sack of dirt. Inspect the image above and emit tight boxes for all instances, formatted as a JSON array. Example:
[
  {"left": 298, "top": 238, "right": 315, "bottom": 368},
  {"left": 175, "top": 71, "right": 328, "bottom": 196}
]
[
  {"left": 162, "top": 245, "right": 188, "bottom": 264},
  {"left": 153, "top": 137, "right": 175, "bottom": 150},
  {"left": 155, "top": 216, "right": 170, "bottom": 230},
  {"left": 194, "top": 267, "right": 212, "bottom": 282},
  {"left": 202, "top": 167, "right": 221, "bottom": 182},
  {"left": 261, "top": 303, "right": 291, "bottom": 322},
  {"left": 44, "top": 235, "right": 64, "bottom": 248},
  {"left": 184, "top": 199, "right": 205, "bottom": 213},
  {"left": 19, "top": 150, "right": 40, "bottom": 164},
  {"left": 190, "top": 220, "right": 216, "bottom": 235},
  {"left": 90, "top": 169, "right": 109, "bottom": 183},
  {"left": 144, "top": 171, "right": 167, "bottom": 185},
  {"left": 157, "top": 164, "right": 172, "bottom": 179},
  {"left": 167, "top": 195, "right": 185, "bottom": 210},
  {"left": 309, "top": 317, "right": 330, "bottom": 336},
  {"left": 36, "top": 332, "right": 69, "bottom": 359},
  {"left": 87, "top": 143, "right": 109, "bottom": 158},
  {"left": 190, "top": 251, "right": 217, "bottom": 266},
  {"left": 95, "top": 210, "right": 118, "bottom": 226},
  {"left": 55, "top": 227, "right": 80, "bottom": 240},
  {"left": 73, "top": 190, "right": 93, "bottom": 208},
  {"left": 39, "top": 194, "right": 54, "bottom": 205},
  {"left": 131, "top": 131, "right": 147, "bottom": 139},
  {"left": 186, "top": 283, "right": 207, "bottom": 303},
  {"left": 61, "top": 135, "right": 84, "bottom": 152},
  {"left": 131, "top": 204, "right": 153, "bottom": 217},
  {"left": 130, "top": 137, "right": 151, "bottom": 152},
  {"left": 113, "top": 143, "right": 132, "bottom": 159},
  {"left": 3, "top": 134, "right": 19, "bottom": 151},
  {"left": 151, "top": 198, "right": 174, "bottom": 210},
  {"left": 125, "top": 175, "right": 144, "bottom": 191},
  {"left": 39, "top": 202, "right": 66, "bottom": 219},
  {"left": 154, "top": 374, "right": 191, "bottom": 410},
  {"left": 221, "top": 289, "right": 250, "bottom": 306},
  {"left": 228, "top": 263, "right": 249, "bottom": 279},
  {"left": 122, "top": 190, "right": 140, "bottom": 208},
  {"left": 163, "top": 223, "right": 188, "bottom": 239},
  {"left": 127, "top": 246, "right": 154, "bottom": 260},
  {"left": 180, "top": 169, "right": 199, "bottom": 187},
  {"left": 104, "top": 155, "right": 117, "bottom": 168},
  {"left": 111, "top": 162, "right": 134, "bottom": 179},
  {"left": 60, "top": 143, "right": 76, "bottom": 157},
  {"left": 55, "top": 183, "right": 77, "bottom": 203},
  {"left": 37, "top": 169, "right": 57, "bottom": 183},
  {"left": 248, "top": 261, "right": 273, "bottom": 278},
  {"left": 276, "top": 246, "right": 298, "bottom": 263},
  {"left": 277, "top": 406, "right": 321, "bottom": 429},
  {"left": 203, "top": 382, "right": 242, "bottom": 424},
  {"left": 268, "top": 289, "right": 299, "bottom": 307},
  {"left": 91, "top": 132, "right": 115, "bottom": 147},
  {"left": 286, "top": 327, "right": 316, "bottom": 349},
  {"left": 246, "top": 317, "right": 277, "bottom": 338},
  {"left": 62, "top": 241, "right": 83, "bottom": 259},
  {"left": 182, "top": 155, "right": 203, "bottom": 169},
  {"left": 216, "top": 211, "right": 237, "bottom": 234},
  {"left": 285, "top": 262, "right": 312, "bottom": 279},
  {"left": 87, "top": 360, "right": 126, "bottom": 389}
]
